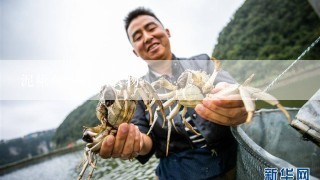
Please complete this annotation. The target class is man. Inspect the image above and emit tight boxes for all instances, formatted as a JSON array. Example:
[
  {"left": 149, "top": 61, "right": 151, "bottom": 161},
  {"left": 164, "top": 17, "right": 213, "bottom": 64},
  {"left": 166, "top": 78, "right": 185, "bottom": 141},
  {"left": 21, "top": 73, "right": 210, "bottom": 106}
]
[{"left": 99, "top": 7, "right": 247, "bottom": 179}]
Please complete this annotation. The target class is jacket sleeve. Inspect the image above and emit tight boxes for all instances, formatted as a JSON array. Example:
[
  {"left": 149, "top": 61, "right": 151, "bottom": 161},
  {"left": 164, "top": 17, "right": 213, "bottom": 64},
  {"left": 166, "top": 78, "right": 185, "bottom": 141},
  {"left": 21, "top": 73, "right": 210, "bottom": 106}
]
[{"left": 131, "top": 100, "right": 157, "bottom": 164}]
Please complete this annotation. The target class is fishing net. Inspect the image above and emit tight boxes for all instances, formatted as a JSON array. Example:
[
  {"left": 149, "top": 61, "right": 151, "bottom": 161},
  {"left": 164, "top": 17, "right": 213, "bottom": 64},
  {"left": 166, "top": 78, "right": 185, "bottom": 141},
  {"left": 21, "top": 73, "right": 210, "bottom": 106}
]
[{"left": 232, "top": 108, "right": 320, "bottom": 179}]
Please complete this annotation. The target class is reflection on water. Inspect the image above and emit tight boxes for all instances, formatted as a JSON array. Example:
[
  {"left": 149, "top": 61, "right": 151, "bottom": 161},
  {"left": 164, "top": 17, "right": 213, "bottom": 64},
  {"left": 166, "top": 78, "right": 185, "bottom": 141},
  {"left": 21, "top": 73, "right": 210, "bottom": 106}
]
[{"left": 1, "top": 150, "right": 159, "bottom": 180}]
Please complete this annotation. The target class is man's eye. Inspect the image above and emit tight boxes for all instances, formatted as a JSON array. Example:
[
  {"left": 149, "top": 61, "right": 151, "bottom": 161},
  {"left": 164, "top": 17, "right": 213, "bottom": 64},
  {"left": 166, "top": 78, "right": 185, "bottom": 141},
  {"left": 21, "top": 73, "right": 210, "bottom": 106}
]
[
  {"left": 148, "top": 26, "right": 156, "bottom": 31},
  {"left": 133, "top": 35, "right": 141, "bottom": 41},
  {"left": 135, "top": 36, "right": 141, "bottom": 41}
]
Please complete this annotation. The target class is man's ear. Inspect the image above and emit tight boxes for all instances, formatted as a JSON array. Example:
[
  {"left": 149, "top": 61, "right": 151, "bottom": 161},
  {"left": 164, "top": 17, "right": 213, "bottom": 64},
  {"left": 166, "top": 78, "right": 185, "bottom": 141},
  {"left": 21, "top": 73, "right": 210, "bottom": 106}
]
[
  {"left": 165, "top": 29, "right": 171, "bottom": 37},
  {"left": 133, "top": 49, "right": 139, "bottom": 57}
]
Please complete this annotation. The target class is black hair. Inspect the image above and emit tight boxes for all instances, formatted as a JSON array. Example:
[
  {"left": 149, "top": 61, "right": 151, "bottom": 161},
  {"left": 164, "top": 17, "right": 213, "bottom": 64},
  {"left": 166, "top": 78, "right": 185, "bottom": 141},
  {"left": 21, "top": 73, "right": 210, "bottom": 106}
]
[{"left": 124, "top": 7, "right": 163, "bottom": 40}]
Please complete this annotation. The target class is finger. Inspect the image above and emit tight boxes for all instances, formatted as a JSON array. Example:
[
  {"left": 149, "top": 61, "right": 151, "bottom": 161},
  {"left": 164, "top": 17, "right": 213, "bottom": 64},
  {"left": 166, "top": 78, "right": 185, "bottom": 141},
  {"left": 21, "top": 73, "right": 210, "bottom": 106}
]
[
  {"left": 133, "top": 125, "right": 141, "bottom": 154},
  {"left": 99, "top": 135, "right": 115, "bottom": 159},
  {"left": 202, "top": 98, "right": 246, "bottom": 118},
  {"left": 127, "top": 125, "right": 141, "bottom": 159},
  {"left": 112, "top": 123, "right": 129, "bottom": 158},
  {"left": 195, "top": 104, "right": 230, "bottom": 126},
  {"left": 195, "top": 104, "right": 248, "bottom": 126},
  {"left": 140, "top": 133, "right": 144, "bottom": 152},
  {"left": 121, "top": 124, "right": 136, "bottom": 159}
]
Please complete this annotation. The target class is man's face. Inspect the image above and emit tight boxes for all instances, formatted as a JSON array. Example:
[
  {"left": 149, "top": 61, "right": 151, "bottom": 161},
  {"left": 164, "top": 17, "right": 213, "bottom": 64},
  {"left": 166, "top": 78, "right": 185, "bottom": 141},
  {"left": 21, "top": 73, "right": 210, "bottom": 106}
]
[{"left": 127, "top": 15, "right": 172, "bottom": 61}]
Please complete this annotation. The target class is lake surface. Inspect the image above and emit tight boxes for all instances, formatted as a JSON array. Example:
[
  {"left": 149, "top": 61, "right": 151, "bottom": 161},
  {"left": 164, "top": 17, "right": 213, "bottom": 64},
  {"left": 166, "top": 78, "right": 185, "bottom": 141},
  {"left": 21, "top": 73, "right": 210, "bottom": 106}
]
[{"left": 0, "top": 150, "right": 159, "bottom": 180}]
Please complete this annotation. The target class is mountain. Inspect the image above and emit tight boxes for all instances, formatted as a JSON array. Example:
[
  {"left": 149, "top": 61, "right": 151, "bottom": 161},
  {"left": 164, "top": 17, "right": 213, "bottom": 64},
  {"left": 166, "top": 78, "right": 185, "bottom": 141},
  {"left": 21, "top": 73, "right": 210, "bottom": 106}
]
[
  {"left": 212, "top": 0, "right": 320, "bottom": 108},
  {"left": 212, "top": 0, "right": 320, "bottom": 60},
  {"left": 0, "top": 129, "right": 56, "bottom": 166},
  {"left": 52, "top": 96, "right": 99, "bottom": 148},
  {"left": 212, "top": 0, "right": 320, "bottom": 84}
]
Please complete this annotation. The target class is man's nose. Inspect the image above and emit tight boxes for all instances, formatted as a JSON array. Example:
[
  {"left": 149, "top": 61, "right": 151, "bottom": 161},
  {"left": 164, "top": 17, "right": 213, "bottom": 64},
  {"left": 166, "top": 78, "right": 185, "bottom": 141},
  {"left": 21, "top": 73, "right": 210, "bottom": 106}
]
[{"left": 143, "top": 32, "right": 153, "bottom": 44}]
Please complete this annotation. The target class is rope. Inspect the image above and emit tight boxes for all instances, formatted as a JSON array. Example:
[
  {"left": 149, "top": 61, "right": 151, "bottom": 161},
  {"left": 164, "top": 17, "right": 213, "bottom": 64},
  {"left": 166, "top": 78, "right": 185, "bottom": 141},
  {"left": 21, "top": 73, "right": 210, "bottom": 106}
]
[{"left": 263, "top": 35, "right": 320, "bottom": 92}]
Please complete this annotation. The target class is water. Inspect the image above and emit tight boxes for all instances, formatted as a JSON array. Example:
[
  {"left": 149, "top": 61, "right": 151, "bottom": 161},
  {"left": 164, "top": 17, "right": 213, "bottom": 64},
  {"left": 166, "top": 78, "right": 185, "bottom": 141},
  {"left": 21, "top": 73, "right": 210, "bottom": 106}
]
[{"left": 0, "top": 150, "right": 159, "bottom": 180}]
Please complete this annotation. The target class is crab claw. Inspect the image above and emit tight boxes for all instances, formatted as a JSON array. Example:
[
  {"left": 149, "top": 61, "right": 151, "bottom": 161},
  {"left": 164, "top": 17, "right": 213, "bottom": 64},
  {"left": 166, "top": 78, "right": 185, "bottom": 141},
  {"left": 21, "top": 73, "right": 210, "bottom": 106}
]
[
  {"left": 82, "top": 131, "right": 97, "bottom": 143},
  {"left": 246, "top": 111, "right": 254, "bottom": 123}
]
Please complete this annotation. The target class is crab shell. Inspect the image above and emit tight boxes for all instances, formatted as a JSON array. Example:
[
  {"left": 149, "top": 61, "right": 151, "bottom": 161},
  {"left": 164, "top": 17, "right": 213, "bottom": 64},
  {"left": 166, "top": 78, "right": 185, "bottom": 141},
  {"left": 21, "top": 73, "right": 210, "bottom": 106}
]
[
  {"left": 174, "top": 70, "right": 211, "bottom": 108},
  {"left": 176, "top": 84, "right": 204, "bottom": 107},
  {"left": 96, "top": 100, "right": 137, "bottom": 130}
]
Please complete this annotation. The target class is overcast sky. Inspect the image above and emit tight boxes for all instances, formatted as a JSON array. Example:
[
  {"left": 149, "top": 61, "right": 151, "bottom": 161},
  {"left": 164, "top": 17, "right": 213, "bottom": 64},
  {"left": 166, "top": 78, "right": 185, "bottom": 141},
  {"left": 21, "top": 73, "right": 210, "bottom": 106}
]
[{"left": 0, "top": 0, "right": 245, "bottom": 140}]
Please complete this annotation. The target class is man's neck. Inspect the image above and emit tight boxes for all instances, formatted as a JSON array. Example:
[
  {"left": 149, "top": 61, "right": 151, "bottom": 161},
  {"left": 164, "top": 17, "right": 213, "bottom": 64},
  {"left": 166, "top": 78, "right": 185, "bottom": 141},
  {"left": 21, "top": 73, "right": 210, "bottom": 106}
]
[
  {"left": 148, "top": 53, "right": 173, "bottom": 76},
  {"left": 149, "top": 60, "right": 172, "bottom": 76}
]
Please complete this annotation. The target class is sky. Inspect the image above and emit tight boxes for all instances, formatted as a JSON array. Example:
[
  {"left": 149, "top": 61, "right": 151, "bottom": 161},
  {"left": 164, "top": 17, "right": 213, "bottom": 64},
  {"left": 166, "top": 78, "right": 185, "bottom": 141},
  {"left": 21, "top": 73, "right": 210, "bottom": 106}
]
[{"left": 0, "top": 0, "right": 245, "bottom": 140}]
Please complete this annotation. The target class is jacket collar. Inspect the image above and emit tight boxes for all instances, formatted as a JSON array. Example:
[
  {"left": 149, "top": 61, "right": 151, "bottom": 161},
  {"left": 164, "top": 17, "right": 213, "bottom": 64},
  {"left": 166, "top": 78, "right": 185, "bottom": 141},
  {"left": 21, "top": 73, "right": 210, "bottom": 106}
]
[{"left": 145, "top": 53, "right": 183, "bottom": 82}]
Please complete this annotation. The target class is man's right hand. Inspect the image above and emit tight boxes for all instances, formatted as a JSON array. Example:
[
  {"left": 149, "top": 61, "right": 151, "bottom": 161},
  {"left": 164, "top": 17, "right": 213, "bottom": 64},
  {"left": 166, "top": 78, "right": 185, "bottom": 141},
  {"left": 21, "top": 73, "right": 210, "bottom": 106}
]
[{"left": 99, "top": 123, "right": 152, "bottom": 160}]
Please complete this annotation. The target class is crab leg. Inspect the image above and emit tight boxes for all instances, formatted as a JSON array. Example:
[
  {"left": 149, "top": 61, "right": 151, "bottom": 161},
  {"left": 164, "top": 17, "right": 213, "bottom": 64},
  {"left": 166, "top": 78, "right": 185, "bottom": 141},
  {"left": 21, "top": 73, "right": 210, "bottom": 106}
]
[
  {"left": 147, "top": 111, "right": 159, "bottom": 135},
  {"left": 166, "top": 116, "right": 172, "bottom": 156},
  {"left": 137, "top": 88, "right": 153, "bottom": 124},
  {"left": 145, "top": 104, "right": 153, "bottom": 125},
  {"left": 181, "top": 107, "right": 200, "bottom": 135},
  {"left": 126, "top": 102, "right": 138, "bottom": 124},
  {"left": 242, "top": 74, "right": 255, "bottom": 86},
  {"left": 127, "top": 76, "right": 135, "bottom": 95},
  {"left": 167, "top": 103, "right": 181, "bottom": 120},
  {"left": 161, "top": 98, "right": 176, "bottom": 109},
  {"left": 123, "top": 90, "right": 129, "bottom": 121},
  {"left": 140, "top": 80, "right": 167, "bottom": 126},
  {"left": 89, "top": 140, "right": 103, "bottom": 153},
  {"left": 166, "top": 103, "right": 179, "bottom": 132},
  {"left": 151, "top": 77, "right": 177, "bottom": 91},
  {"left": 115, "top": 98, "right": 122, "bottom": 109},
  {"left": 157, "top": 91, "right": 176, "bottom": 100},
  {"left": 213, "top": 84, "right": 240, "bottom": 97},
  {"left": 78, "top": 160, "right": 89, "bottom": 180},
  {"left": 149, "top": 99, "right": 156, "bottom": 107},
  {"left": 87, "top": 149, "right": 95, "bottom": 168},
  {"left": 107, "top": 106, "right": 116, "bottom": 116},
  {"left": 238, "top": 86, "right": 255, "bottom": 123},
  {"left": 88, "top": 159, "right": 97, "bottom": 180},
  {"left": 78, "top": 154, "right": 86, "bottom": 170},
  {"left": 245, "top": 86, "right": 291, "bottom": 122},
  {"left": 202, "top": 57, "right": 221, "bottom": 94}
]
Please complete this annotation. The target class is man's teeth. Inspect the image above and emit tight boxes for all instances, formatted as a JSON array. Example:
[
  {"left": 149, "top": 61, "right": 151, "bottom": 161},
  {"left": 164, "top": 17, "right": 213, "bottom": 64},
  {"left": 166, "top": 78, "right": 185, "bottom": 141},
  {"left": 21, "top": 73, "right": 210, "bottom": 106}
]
[{"left": 149, "top": 44, "right": 158, "bottom": 51}]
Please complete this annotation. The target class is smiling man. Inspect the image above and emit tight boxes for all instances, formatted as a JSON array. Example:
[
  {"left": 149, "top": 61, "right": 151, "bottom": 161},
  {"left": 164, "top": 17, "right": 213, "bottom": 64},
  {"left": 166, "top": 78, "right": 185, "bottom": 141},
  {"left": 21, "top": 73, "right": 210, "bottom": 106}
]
[
  {"left": 99, "top": 7, "right": 247, "bottom": 179},
  {"left": 129, "top": 15, "right": 172, "bottom": 60}
]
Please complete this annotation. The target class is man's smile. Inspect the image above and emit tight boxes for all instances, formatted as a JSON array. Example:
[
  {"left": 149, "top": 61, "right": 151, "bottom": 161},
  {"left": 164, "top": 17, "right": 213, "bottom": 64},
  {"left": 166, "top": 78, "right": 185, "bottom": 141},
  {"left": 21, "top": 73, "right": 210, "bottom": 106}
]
[{"left": 147, "top": 43, "right": 160, "bottom": 52}]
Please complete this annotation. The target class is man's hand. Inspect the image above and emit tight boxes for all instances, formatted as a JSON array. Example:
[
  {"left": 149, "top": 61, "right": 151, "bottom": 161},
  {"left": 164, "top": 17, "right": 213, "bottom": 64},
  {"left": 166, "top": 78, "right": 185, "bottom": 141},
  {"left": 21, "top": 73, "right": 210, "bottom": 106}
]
[
  {"left": 99, "top": 123, "right": 152, "bottom": 160},
  {"left": 195, "top": 82, "right": 247, "bottom": 126}
]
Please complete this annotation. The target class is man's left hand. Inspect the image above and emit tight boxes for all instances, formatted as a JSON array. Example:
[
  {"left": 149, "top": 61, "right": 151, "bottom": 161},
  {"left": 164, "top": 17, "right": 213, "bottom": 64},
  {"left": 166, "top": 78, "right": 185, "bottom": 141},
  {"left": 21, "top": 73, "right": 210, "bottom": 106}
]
[{"left": 195, "top": 82, "right": 247, "bottom": 126}]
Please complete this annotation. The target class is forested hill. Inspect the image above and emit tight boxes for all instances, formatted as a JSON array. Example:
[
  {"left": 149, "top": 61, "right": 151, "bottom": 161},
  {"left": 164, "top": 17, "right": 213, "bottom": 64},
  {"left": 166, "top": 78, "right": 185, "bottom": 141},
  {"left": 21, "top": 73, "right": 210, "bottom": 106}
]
[
  {"left": 212, "top": 0, "right": 320, "bottom": 108},
  {"left": 212, "top": 0, "right": 320, "bottom": 60},
  {"left": 53, "top": 0, "right": 320, "bottom": 147},
  {"left": 52, "top": 97, "right": 98, "bottom": 148}
]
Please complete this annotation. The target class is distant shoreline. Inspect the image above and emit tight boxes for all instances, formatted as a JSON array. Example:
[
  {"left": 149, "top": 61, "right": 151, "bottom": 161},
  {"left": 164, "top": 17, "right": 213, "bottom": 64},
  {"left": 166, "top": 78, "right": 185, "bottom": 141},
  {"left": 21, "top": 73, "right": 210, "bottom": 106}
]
[{"left": 0, "top": 144, "right": 84, "bottom": 176}]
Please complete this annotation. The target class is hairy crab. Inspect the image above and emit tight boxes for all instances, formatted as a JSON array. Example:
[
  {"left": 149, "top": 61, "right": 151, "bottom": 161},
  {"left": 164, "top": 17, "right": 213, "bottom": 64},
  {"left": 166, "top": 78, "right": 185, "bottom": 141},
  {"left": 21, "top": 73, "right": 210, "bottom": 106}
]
[
  {"left": 78, "top": 77, "right": 165, "bottom": 180},
  {"left": 148, "top": 58, "right": 221, "bottom": 155},
  {"left": 149, "top": 58, "right": 291, "bottom": 156}
]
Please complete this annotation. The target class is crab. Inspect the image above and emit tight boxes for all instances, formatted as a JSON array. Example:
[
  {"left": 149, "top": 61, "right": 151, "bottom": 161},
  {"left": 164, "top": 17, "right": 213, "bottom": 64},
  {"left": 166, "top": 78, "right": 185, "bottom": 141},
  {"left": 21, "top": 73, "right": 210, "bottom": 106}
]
[
  {"left": 148, "top": 58, "right": 222, "bottom": 155},
  {"left": 78, "top": 77, "right": 166, "bottom": 180},
  {"left": 148, "top": 58, "right": 291, "bottom": 156}
]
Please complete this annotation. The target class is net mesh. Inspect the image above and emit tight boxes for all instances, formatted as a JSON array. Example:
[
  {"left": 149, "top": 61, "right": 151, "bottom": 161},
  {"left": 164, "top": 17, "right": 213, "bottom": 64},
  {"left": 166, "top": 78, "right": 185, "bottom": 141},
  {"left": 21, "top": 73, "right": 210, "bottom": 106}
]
[{"left": 231, "top": 108, "right": 320, "bottom": 179}]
